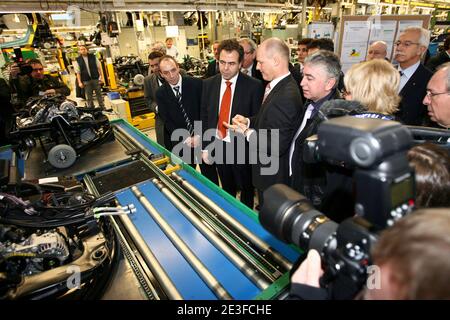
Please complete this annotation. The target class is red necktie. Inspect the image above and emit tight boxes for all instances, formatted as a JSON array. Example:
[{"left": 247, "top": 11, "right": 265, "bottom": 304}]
[{"left": 217, "top": 81, "right": 232, "bottom": 139}]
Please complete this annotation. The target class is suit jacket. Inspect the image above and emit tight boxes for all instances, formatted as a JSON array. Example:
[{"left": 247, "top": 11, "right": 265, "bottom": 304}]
[
  {"left": 249, "top": 75, "right": 304, "bottom": 191},
  {"left": 290, "top": 91, "right": 341, "bottom": 207},
  {"left": 205, "top": 60, "right": 219, "bottom": 78},
  {"left": 155, "top": 76, "right": 202, "bottom": 146},
  {"left": 143, "top": 73, "right": 160, "bottom": 113},
  {"left": 201, "top": 72, "right": 263, "bottom": 146},
  {"left": 144, "top": 73, "right": 166, "bottom": 145},
  {"left": 396, "top": 64, "right": 433, "bottom": 126},
  {"left": 426, "top": 50, "right": 450, "bottom": 73}
]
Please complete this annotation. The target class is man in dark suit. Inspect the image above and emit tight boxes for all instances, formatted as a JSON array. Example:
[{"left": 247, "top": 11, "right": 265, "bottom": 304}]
[
  {"left": 204, "top": 41, "right": 220, "bottom": 78},
  {"left": 423, "top": 62, "right": 450, "bottom": 130},
  {"left": 202, "top": 39, "right": 263, "bottom": 209},
  {"left": 394, "top": 27, "right": 433, "bottom": 126},
  {"left": 226, "top": 37, "right": 304, "bottom": 206},
  {"left": 289, "top": 50, "right": 342, "bottom": 207},
  {"left": 426, "top": 35, "right": 450, "bottom": 73},
  {"left": 238, "top": 38, "right": 264, "bottom": 82},
  {"left": 144, "top": 51, "right": 167, "bottom": 148},
  {"left": 156, "top": 56, "right": 218, "bottom": 184}
]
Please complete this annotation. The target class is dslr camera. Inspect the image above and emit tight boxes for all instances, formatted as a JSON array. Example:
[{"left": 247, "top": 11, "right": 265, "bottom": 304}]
[{"left": 260, "top": 116, "right": 415, "bottom": 299}]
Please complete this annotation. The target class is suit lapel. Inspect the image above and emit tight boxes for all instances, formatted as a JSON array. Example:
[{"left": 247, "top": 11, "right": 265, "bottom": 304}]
[
  {"left": 257, "top": 75, "right": 291, "bottom": 122},
  {"left": 231, "top": 74, "right": 243, "bottom": 117},
  {"left": 211, "top": 75, "right": 222, "bottom": 125},
  {"left": 400, "top": 64, "right": 422, "bottom": 95}
]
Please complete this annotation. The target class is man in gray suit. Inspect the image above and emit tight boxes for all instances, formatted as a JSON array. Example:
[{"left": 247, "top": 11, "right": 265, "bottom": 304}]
[{"left": 144, "top": 51, "right": 167, "bottom": 147}]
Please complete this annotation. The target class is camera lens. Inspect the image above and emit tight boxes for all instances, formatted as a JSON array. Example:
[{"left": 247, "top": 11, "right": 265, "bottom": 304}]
[{"left": 259, "top": 184, "right": 338, "bottom": 254}]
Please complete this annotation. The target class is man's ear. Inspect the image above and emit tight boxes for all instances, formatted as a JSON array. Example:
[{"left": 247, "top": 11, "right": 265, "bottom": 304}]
[
  {"left": 272, "top": 54, "right": 280, "bottom": 67},
  {"left": 418, "top": 45, "right": 427, "bottom": 57},
  {"left": 325, "top": 78, "right": 337, "bottom": 91}
]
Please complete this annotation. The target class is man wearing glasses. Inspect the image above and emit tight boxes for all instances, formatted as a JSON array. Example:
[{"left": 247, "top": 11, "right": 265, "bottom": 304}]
[
  {"left": 394, "top": 27, "right": 433, "bottom": 126},
  {"left": 423, "top": 62, "right": 450, "bottom": 131},
  {"left": 10, "top": 58, "right": 70, "bottom": 108},
  {"left": 238, "top": 38, "right": 263, "bottom": 82}
]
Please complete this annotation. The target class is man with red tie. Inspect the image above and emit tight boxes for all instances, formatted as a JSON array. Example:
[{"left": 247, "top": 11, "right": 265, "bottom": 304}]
[{"left": 201, "top": 39, "right": 264, "bottom": 209}]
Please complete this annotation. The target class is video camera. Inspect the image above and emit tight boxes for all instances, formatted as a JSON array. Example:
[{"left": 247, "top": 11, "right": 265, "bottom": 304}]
[
  {"left": 260, "top": 116, "right": 416, "bottom": 299},
  {"left": 12, "top": 47, "right": 32, "bottom": 75}
]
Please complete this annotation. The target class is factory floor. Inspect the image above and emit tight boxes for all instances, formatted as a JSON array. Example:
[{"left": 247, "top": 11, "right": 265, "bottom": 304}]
[{"left": 65, "top": 72, "right": 257, "bottom": 211}]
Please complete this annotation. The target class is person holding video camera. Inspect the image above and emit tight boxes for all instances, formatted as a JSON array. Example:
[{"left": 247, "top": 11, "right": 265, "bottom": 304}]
[
  {"left": 289, "top": 208, "right": 450, "bottom": 300},
  {"left": 9, "top": 58, "right": 70, "bottom": 108}
]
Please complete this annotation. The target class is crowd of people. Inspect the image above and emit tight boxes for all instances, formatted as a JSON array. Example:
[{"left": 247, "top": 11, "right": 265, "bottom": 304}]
[
  {"left": 1, "top": 27, "right": 449, "bottom": 299},
  {"left": 141, "top": 28, "right": 450, "bottom": 300}
]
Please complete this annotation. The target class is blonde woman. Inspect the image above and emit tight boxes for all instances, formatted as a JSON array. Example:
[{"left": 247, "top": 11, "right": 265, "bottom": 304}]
[{"left": 344, "top": 59, "right": 401, "bottom": 120}]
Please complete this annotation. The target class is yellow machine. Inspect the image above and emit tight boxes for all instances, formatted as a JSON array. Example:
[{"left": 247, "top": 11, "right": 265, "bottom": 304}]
[{"left": 107, "top": 89, "right": 155, "bottom": 130}]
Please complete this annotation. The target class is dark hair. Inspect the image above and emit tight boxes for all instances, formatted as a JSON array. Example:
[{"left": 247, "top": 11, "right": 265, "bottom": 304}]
[
  {"left": 218, "top": 39, "right": 244, "bottom": 63},
  {"left": 148, "top": 51, "right": 164, "bottom": 60},
  {"left": 307, "top": 38, "right": 334, "bottom": 52},
  {"left": 407, "top": 143, "right": 450, "bottom": 208},
  {"left": 27, "top": 58, "right": 43, "bottom": 66},
  {"left": 298, "top": 38, "right": 313, "bottom": 46}
]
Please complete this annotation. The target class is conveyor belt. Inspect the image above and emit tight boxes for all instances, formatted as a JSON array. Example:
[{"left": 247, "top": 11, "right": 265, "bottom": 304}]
[{"left": 84, "top": 120, "right": 301, "bottom": 299}]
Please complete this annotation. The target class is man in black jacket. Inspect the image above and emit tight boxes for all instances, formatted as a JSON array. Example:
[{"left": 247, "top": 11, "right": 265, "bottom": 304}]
[
  {"left": 226, "top": 37, "right": 304, "bottom": 206},
  {"left": 9, "top": 58, "right": 70, "bottom": 108},
  {"left": 156, "top": 56, "right": 218, "bottom": 184},
  {"left": 201, "top": 39, "right": 263, "bottom": 208},
  {"left": 394, "top": 27, "right": 433, "bottom": 126},
  {"left": 238, "top": 38, "right": 263, "bottom": 82},
  {"left": 75, "top": 45, "right": 104, "bottom": 109},
  {"left": 289, "top": 50, "right": 341, "bottom": 207}
]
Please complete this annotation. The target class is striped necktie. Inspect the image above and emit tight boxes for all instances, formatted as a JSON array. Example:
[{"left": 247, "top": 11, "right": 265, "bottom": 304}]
[
  {"left": 262, "top": 83, "right": 271, "bottom": 103},
  {"left": 173, "top": 86, "right": 194, "bottom": 136}
]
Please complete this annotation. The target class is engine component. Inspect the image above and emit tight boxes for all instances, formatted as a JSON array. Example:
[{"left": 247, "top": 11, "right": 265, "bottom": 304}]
[
  {"left": 0, "top": 230, "right": 69, "bottom": 275},
  {"left": 9, "top": 95, "right": 114, "bottom": 169}
]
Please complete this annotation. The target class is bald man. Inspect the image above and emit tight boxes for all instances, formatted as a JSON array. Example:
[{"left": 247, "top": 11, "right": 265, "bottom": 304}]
[
  {"left": 367, "top": 41, "right": 388, "bottom": 61},
  {"left": 226, "top": 37, "right": 303, "bottom": 206}
]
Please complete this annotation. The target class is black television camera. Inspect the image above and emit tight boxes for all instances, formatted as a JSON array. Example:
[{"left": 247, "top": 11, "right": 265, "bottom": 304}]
[
  {"left": 12, "top": 47, "right": 32, "bottom": 75},
  {"left": 260, "top": 116, "right": 416, "bottom": 299}
]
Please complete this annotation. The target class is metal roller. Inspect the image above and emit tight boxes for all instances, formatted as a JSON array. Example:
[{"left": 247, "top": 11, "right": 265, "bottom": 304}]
[
  {"left": 131, "top": 186, "right": 233, "bottom": 300},
  {"left": 170, "top": 172, "right": 293, "bottom": 271},
  {"left": 152, "top": 178, "right": 271, "bottom": 290},
  {"left": 83, "top": 174, "right": 181, "bottom": 300},
  {"left": 118, "top": 214, "right": 183, "bottom": 300}
]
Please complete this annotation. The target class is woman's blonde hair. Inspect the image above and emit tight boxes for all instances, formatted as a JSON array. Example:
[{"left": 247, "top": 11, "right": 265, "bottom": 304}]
[{"left": 344, "top": 59, "right": 401, "bottom": 115}]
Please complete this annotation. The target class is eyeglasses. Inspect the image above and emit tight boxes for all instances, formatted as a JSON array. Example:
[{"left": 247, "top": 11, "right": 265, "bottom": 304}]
[
  {"left": 425, "top": 90, "right": 449, "bottom": 98},
  {"left": 394, "top": 41, "right": 420, "bottom": 48}
]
